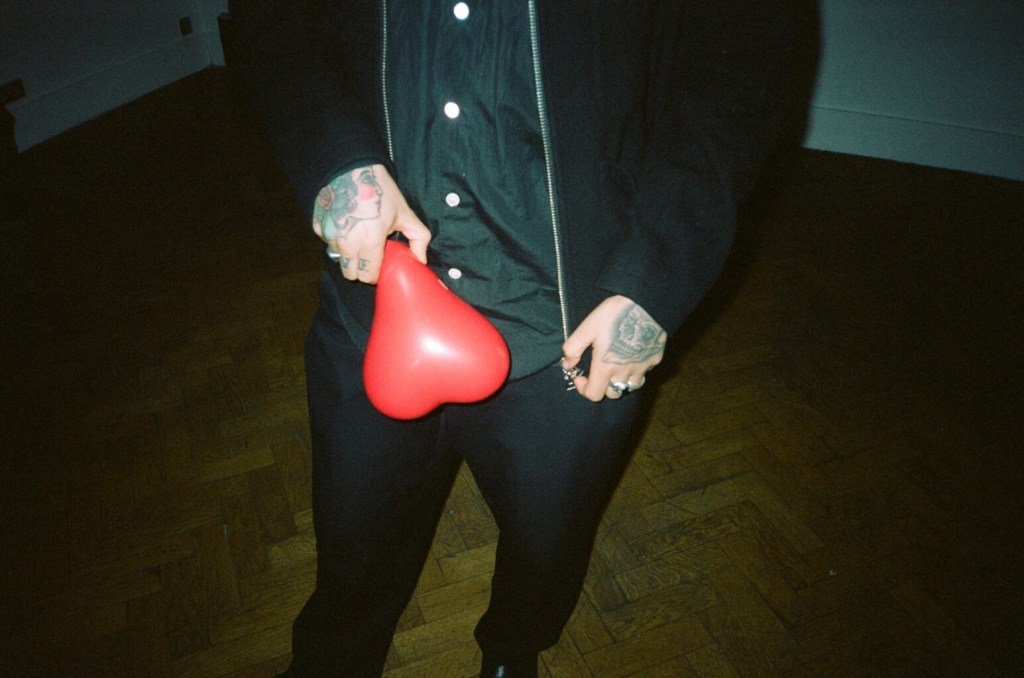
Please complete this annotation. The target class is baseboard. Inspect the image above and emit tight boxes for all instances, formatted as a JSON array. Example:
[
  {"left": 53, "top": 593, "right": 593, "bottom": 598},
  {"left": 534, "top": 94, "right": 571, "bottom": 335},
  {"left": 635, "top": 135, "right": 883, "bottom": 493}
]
[
  {"left": 8, "top": 29, "right": 223, "bottom": 153},
  {"left": 804, "top": 105, "right": 1024, "bottom": 182}
]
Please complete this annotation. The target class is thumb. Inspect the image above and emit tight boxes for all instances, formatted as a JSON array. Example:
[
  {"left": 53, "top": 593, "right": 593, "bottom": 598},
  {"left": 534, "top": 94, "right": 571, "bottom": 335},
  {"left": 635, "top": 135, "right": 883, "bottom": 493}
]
[
  {"left": 562, "top": 319, "right": 597, "bottom": 368},
  {"left": 395, "top": 214, "right": 432, "bottom": 264}
]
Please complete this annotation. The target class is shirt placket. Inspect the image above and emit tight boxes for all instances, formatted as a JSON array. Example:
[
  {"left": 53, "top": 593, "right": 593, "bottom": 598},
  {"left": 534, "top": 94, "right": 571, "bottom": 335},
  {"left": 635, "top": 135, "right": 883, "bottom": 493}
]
[
  {"left": 438, "top": 1, "right": 472, "bottom": 283},
  {"left": 381, "top": 0, "right": 569, "bottom": 378}
]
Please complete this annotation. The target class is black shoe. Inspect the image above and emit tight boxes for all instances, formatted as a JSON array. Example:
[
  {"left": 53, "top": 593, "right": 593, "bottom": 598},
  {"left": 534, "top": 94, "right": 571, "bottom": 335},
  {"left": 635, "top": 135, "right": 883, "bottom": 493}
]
[{"left": 481, "top": 655, "right": 538, "bottom": 678}]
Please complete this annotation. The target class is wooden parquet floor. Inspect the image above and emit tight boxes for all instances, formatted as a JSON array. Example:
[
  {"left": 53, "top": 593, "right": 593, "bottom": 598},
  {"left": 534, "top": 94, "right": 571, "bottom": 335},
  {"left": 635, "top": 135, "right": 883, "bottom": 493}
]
[{"left": 2, "top": 69, "right": 1022, "bottom": 677}]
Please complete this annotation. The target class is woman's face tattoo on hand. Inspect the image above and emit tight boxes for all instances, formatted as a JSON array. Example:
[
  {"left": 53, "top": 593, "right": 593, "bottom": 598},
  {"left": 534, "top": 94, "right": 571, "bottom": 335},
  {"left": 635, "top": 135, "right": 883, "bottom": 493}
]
[{"left": 314, "top": 167, "right": 383, "bottom": 241}]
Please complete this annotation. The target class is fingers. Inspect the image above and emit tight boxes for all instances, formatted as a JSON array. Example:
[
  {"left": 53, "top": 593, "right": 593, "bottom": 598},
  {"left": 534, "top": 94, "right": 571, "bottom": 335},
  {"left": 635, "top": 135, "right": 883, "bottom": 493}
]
[
  {"left": 333, "top": 211, "right": 429, "bottom": 283},
  {"left": 326, "top": 215, "right": 430, "bottom": 283},
  {"left": 561, "top": 314, "right": 600, "bottom": 400},
  {"left": 604, "top": 375, "right": 647, "bottom": 400},
  {"left": 560, "top": 328, "right": 591, "bottom": 376},
  {"left": 571, "top": 362, "right": 647, "bottom": 402},
  {"left": 325, "top": 231, "right": 387, "bottom": 283},
  {"left": 325, "top": 221, "right": 429, "bottom": 283},
  {"left": 373, "top": 165, "right": 432, "bottom": 265},
  {"left": 562, "top": 295, "right": 663, "bottom": 402},
  {"left": 562, "top": 334, "right": 646, "bottom": 402},
  {"left": 404, "top": 222, "right": 432, "bottom": 265}
]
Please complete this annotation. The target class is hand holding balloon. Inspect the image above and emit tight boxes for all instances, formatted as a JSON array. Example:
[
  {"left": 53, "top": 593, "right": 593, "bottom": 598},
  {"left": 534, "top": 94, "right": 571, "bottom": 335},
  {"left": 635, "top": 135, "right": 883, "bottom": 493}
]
[
  {"left": 363, "top": 241, "right": 511, "bottom": 419},
  {"left": 313, "top": 164, "right": 431, "bottom": 283}
]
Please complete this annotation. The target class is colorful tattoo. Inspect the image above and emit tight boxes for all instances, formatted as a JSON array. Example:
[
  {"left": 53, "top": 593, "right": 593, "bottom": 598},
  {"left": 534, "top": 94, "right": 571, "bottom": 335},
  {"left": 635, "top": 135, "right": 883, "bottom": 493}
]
[{"left": 313, "top": 167, "right": 383, "bottom": 241}]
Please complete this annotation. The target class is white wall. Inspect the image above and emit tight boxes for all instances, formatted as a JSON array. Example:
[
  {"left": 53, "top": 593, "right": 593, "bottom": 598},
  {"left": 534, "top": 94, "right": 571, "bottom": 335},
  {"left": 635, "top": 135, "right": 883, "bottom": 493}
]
[
  {"left": 2, "top": 1, "right": 1022, "bottom": 180},
  {"left": 806, "top": 0, "right": 1024, "bottom": 180},
  {"left": 0, "top": 0, "right": 228, "bottom": 152}
]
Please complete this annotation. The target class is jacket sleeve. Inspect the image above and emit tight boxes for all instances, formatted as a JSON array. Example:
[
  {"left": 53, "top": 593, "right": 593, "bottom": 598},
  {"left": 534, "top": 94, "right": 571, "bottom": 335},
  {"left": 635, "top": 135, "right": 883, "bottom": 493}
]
[
  {"left": 594, "top": 0, "right": 797, "bottom": 335},
  {"left": 229, "top": 1, "right": 389, "bottom": 219}
]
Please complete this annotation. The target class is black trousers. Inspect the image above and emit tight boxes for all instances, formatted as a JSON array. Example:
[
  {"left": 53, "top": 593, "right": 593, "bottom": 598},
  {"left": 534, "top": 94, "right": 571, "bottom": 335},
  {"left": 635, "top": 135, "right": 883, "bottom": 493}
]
[{"left": 289, "top": 274, "right": 645, "bottom": 676}]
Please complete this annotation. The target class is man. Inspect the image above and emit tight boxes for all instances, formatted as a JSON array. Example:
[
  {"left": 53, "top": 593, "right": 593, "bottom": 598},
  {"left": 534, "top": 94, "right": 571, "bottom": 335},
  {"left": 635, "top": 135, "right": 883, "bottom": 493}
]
[{"left": 231, "top": 1, "right": 794, "bottom": 675}]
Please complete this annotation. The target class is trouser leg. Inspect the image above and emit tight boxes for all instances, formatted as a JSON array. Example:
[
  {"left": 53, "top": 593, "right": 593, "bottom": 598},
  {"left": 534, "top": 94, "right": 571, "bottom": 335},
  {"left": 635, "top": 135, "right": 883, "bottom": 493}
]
[
  {"left": 288, "top": 277, "right": 459, "bottom": 677},
  {"left": 453, "top": 365, "right": 645, "bottom": 664}
]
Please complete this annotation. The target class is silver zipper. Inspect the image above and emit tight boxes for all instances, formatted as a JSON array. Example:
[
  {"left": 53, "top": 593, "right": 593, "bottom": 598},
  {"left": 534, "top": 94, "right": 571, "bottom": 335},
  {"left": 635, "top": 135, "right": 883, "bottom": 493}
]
[
  {"left": 380, "top": 0, "right": 395, "bottom": 161},
  {"left": 528, "top": 0, "right": 571, "bottom": 342}
]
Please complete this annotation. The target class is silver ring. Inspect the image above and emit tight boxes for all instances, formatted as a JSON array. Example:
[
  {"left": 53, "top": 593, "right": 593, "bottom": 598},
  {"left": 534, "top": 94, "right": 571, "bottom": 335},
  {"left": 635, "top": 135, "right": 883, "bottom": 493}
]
[{"left": 610, "top": 381, "right": 630, "bottom": 395}]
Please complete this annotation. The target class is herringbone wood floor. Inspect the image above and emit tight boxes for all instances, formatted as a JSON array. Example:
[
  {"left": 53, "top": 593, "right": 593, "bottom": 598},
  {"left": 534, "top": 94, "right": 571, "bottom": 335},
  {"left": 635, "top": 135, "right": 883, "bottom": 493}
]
[{"left": 2, "top": 69, "right": 1022, "bottom": 676}]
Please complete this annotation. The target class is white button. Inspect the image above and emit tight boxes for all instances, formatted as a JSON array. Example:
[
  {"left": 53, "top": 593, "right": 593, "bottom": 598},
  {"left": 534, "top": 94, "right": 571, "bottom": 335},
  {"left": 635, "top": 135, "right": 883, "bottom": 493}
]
[
  {"left": 444, "top": 101, "right": 461, "bottom": 119},
  {"left": 453, "top": 2, "right": 470, "bottom": 20},
  {"left": 447, "top": 268, "right": 463, "bottom": 280},
  {"left": 445, "top": 192, "right": 461, "bottom": 207}
]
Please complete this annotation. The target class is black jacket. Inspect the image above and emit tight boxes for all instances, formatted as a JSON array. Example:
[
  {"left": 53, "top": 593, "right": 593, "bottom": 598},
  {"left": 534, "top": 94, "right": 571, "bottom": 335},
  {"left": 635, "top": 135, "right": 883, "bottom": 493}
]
[{"left": 231, "top": 0, "right": 795, "bottom": 338}]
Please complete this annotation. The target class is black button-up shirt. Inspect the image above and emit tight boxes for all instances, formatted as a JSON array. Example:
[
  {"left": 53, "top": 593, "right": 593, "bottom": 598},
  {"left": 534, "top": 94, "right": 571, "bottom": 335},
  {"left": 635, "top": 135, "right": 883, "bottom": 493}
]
[{"left": 386, "top": 0, "right": 563, "bottom": 379}]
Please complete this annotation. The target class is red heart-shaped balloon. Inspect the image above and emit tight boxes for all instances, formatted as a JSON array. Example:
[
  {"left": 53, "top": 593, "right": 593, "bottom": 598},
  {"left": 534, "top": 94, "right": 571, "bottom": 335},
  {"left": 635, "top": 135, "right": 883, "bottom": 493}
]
[{"left": 363, "top": 241, "right": 511, "bottom": 419}]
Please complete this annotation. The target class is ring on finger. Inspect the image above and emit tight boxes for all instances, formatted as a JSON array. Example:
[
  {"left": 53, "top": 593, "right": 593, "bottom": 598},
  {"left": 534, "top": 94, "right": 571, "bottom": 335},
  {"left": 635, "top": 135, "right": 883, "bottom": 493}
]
[
  {"left": 610, "top": 377, "right": 646, "bottom": 396},
  {"left": 609, "top": 381, "right": 630, "bottom": 395}
]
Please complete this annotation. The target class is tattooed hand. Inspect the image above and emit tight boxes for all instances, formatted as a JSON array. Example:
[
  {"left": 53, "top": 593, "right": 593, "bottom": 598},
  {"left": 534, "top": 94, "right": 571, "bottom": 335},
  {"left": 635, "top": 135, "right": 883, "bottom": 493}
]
[
  {"left": 313, "top": 164, "right": 431, "bottom": 283},
  {"left": 562, "top": 296, "right": 666, "bottom": 402}
]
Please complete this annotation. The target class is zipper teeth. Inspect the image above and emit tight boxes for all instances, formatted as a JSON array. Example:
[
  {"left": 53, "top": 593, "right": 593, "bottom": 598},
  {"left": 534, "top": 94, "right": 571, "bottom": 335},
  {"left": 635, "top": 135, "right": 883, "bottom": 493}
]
[
  {"left": 380, "top": 0, "right": 395, "bottom": 161},
  {"left": 528, "top": 1, "right": 571, "bottom": 342}
]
